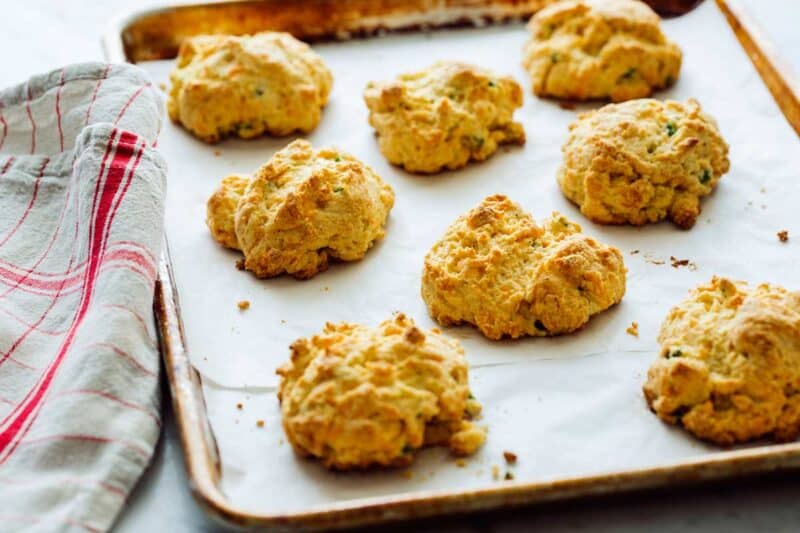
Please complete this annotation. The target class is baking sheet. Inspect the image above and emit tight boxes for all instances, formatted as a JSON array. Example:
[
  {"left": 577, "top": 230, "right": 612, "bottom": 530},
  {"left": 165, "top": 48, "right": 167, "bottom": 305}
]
[{"left": 140, "top": 0, "right": 800, "bottom": 515}]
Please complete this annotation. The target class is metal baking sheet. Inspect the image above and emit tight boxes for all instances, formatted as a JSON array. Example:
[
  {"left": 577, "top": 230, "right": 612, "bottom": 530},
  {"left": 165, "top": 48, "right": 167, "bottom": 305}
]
[{"left": 107, "top": 0, "right": 800, "bottom": 529}]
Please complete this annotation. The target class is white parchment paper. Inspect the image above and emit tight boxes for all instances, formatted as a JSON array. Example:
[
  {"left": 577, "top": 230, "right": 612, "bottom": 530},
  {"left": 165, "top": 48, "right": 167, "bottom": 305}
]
[{"left": 141, "top": 0, "right": 800, "bottom": 515}]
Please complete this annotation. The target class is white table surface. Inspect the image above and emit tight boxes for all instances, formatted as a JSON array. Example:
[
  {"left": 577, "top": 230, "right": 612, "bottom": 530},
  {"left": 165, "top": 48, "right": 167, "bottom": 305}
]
[{"left": 2, "top": 1, "right": 799, "bottom": 531}]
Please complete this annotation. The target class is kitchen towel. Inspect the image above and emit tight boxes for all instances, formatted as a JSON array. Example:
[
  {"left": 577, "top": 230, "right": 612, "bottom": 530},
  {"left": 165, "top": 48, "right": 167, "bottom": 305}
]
[{"left": 0, "top": 62, "right": 166, "bottom": 532}]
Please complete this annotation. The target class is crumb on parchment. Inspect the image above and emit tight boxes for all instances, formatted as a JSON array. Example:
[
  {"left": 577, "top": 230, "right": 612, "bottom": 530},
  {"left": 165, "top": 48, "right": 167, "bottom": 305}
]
[
  {"left": 504, "top": 471, "right": 515, "bottom": 481},
  {"left": 491, "top": 465, "right": 500, "bottom": 480},
  {"left": 256, "top": 420, "right": 264, "bottom": 428},
  {"left": 455, "top": 459, "right": 467, "bottom": 468},
  {"left": 236, "top": 403, "right": 243, "bottom": 410},
  {"left": 630, "top": 249, "right": 640, "bottom": 255},
  {"left": 670, "top": 256, "right": 697, "bottom": 270},
  {"left": 503, "top": 451, "right": 518, "bottom": 465},
  {"left": 401, "top": 470, "right": 413, "bottom": 479},
  {"left": 627, "top": 321, "right": 639, "bottom": 337},
  {"left": 558, "top": 101, "right": 577, "bottom": 111},
  {"left": 237, "top": 300, "right": 250, "bottom": 310},
  {"left": 778, "top": 230, "right": 789, "bottom": 242}
]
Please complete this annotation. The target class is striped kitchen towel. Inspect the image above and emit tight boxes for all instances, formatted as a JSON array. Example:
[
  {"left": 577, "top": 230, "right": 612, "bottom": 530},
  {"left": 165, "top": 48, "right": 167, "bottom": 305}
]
[{"left": 0, "top": 63, "right": 166, "bottom": 532}]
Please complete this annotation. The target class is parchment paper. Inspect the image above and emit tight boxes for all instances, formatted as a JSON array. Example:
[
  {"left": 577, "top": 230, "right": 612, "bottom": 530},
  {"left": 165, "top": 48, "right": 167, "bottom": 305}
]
[{"left": 141, "top": 0, "right": 800, "bottom": 515}]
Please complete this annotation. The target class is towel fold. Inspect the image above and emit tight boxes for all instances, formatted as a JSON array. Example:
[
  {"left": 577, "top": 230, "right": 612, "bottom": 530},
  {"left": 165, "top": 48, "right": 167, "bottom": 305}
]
[{"left": 0, "top": 62, "right": 167, "bottom": 533}]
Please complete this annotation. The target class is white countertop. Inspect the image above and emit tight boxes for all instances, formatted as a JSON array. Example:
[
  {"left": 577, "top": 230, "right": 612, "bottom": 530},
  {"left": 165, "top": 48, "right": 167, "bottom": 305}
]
[{"left": 2, "top": 1, "right": 800, "bottom": 531}]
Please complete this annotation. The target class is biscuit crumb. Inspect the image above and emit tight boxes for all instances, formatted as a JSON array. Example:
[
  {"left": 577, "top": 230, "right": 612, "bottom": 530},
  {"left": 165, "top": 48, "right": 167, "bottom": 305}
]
[
  {"left": 256, "top": 420, "right": 265, "bottom": 428},
  {"left": 558, "top": 101, "right": 577, "bottom": 111},
  {"left": 503, "top": 451, "right": 518, "bottom": 465},
  {"left": 669, "top": 256, "right": 696, "bottom": 270},
  {"left": 235, "top": 259, "right": 246, "bottom": 271},
  {"left": 236, "top": 403, "right": 243, "bottom": 410},
  {"left": 158, "top": 82, "right": 167, "bottom": 91},
  {"left": 491, "top": 465, "right": 500, "bottom": 480},
  {"left": 626, "top": 322, "right": 639, "bottom": 337},
  {"left": 630, "top": 249, "right": 640, "bottom": 255},
  {"left": 401, "top": 470, "right": 413, "bottom": 479},
  {"left": 455, "top": 459, "right": 467, "bottom": 468},
  {"left": 778, "top": 230, "right": 789, "bottom": 243},
  {"left": 237, "top": 300, "right": 250, "bottom": 310},
  {"left": 213, "top": 150, "right": 221, "bottom": 157},
  {"left": 504, "top": 471, "right": 515, "bottom": 481}
]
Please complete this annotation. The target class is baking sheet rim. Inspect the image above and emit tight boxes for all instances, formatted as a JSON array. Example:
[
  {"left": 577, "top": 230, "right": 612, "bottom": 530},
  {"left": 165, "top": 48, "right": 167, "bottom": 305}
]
[{"left": 106, "top": 1, "right": 800, "bottom": 529}]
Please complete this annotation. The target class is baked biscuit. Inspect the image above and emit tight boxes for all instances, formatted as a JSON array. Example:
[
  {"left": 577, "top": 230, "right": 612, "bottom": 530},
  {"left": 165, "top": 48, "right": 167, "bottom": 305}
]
[
  {"left": 421, "top": 195, "right": 626, "bottom": 340},
  {"left": 222, "top": 139, "right": 394, "bottom": 279},
  {"left": 206, "top": 174, "right": 249, "bottom": 250},
  {"left": 558, "top": 98, "right": 730, "bottom": 229},
  {"left": 644, "top": 277, "right": 800, "bottom": 445},
  {"left": 277, "top": 313, "right": 486, "bottom": 470},
  {"left": 522, "top": 0, "right": 681, "bottom": 102},
  {"left": 363, "top": 61, "right": 525, "bottom": 174},
  {"left": 168, "top": 32, "right": 333, "bottom": 143}
]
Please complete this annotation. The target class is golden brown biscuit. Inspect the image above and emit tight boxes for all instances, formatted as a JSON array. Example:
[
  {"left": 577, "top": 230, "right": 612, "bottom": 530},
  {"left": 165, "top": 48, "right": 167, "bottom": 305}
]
[
  {"left": 223, "top": 139, "right": 394, "bottom": 279},
  {"left": 168, "top": 32, "right": 333, "bottom": 143},
  {"left": 558, "top": 98, "right": 730, "bottom": 229},
  {"left": 421, "top": 195, "right": 626, "bottom": 340},
  {"left": 206, "top": 174, "right": 249, "bottom": 250},
  {"left": 363, "top": 61, "right": 525, "bottom": 174},
  {"left": 522, "top": 0, "right": 681, "bottom": 102},
  {"left": 277, "top": 313, "right": 486, "bottom": 470},
  {"left": 644, "top": 277, "right": 800, "bottom": 445}
]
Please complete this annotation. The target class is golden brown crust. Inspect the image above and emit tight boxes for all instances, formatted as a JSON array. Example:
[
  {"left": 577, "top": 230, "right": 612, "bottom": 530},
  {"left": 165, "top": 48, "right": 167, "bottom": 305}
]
[
  {"left": 234, "top": 140, "right": 394, "bottom": 279},
  {"left": 364, "top": 61, "right": 525, "bottom": 174},
  {"left": 644, "top": 277, "right": 800, "bottom": 445},
  {"left": 206, "top": 174, "right": 249, "bottom": 250},
  {"left": 277, "top": 313, "right": 486, "bottom": 470},
  {"left": 421, "top": 195, "right": 626, "bottom": 340},
  {"left": 167, "top": 32, "right": 332, "bottom": 143},
  {"left": 206, "top": 140, "right": 394, "bottom": 279},
  {"left": 522, "top": 0, "right": 681, "bottom": 102},
  {"left": 557, "top": 98, "right": 730, "bottom": 229}
]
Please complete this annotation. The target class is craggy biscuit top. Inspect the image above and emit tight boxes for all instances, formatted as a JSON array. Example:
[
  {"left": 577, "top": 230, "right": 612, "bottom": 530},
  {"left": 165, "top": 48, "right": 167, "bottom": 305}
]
[
  {"left": 523, "top": 0, "right": 681, "bottom": 102},
  {"left": 206, "top": 174, "right": 249, "bottom": 250},
  {"left": 558, "top": 98, "right": 730, "bottom": 229},
  {"left": 422, "top": 195, "right": 626, "bottom": 340},
  {"left": 644, "top": 277, "right": 800, "bottom": 445},
  {"left": 364, "top": 61, "right": 525, "bottom": 174},
  {"left": 168, "top": 32, "right": 332, "bottom": 143},
  {"left": 277, "top": 313, "right": 486, "bottom": 470},
  {"left": 233, "top": 139, "right": 394, "bottom": 279}
]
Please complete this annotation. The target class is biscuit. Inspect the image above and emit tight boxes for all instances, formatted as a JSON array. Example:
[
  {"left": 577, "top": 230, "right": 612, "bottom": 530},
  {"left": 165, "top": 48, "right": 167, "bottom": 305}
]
[
  {"left": 522, "top": 0, "right": 681, "bottom": 102},
  {"left": 277, "top": 313, "right": 486, "bottom": 470},
  {"left": 224, "top": 139, "right": 394, "bottom": 279},
  {"left": 364, "top": 61, "right": 525, "bottom": 174},
  {"left": 421, "top": 195, "right": 626, "bottom": 340},
  {"left": 206, "top": 174, "right": 249, "bottom": 250},
  {"left": 644, "top": 277, "right": 800, "bottom": 445},
  {"left": 558, "top": 98, "right": 730, "bottom": 229},
  {"left": 168, "top": 32, "right": 333, "bottom": 143}
]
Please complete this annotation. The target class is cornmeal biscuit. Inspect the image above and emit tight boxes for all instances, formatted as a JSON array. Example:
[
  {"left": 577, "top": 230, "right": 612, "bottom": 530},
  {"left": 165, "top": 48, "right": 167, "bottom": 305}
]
[
  {"left": 522, "top": 0, "right": 681, "bottom": 102},
  {"left": 168, "top": 32, "right": 332, "bottom": 143},
  {"left": 421, "top": 195, "right": 626, "bottom": 340},
  {"left": 277, "top": 313, "right": 486, "bottom": 470},
  {"left": 228, "top": 139, "right": 394, "bottom": 279},
  {"left": 363, "top": 61, "right": 525, "bottom": 174},
  {"left": 558, "top": 98, "right": 730, "bottom": 229},
  {"left": 206, "top": 174, "right": 249, "bottom": 250},
  {"left": 644, "top": 277, "right": 800, "bottom": 445}
]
